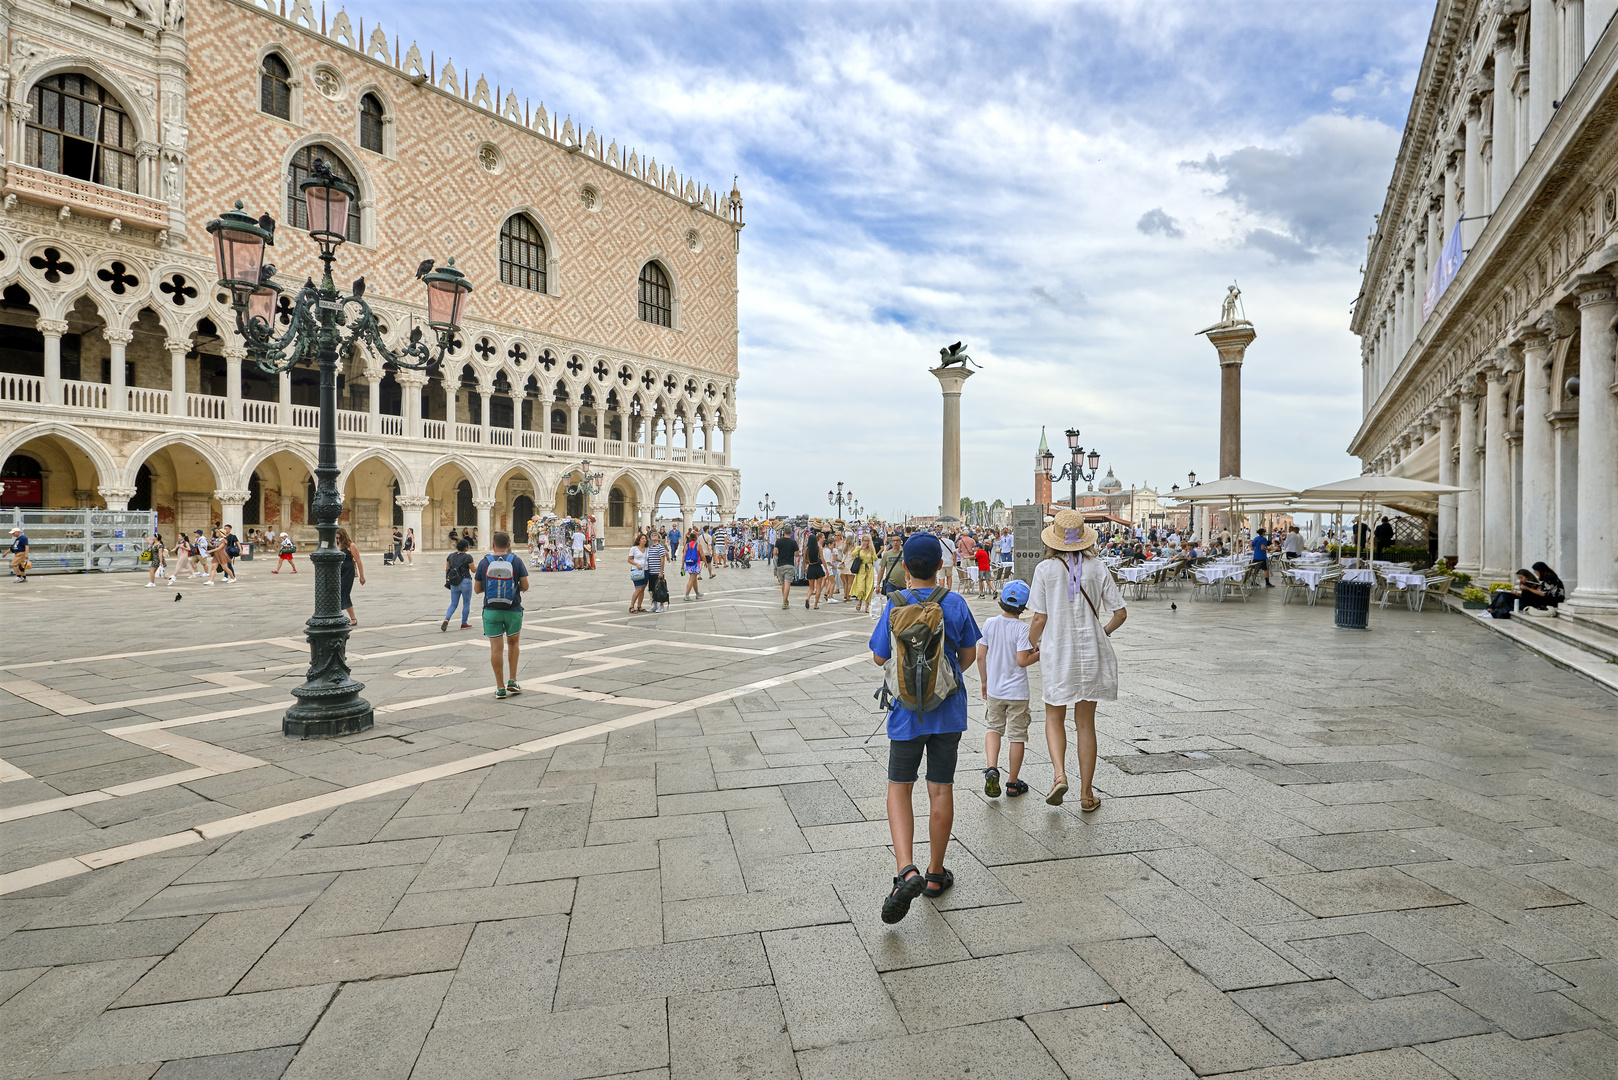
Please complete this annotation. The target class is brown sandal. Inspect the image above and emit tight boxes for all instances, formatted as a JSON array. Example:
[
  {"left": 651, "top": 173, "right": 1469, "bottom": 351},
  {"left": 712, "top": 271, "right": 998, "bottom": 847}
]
[
  {"left": 1046, "top": 776, "right": 1069, "bottom": 806},
  {"left": 1080, "top": 793, "right": 1101, "bottom": 812}
]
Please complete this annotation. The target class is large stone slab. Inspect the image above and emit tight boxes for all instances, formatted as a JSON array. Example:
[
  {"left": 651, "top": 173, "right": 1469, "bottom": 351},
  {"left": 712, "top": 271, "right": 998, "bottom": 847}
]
[
  {"left": 2, "top": 917, "right": 207, "bottom": 970},
  {"left": 235, "top": 924, "right": 472, "bottom": 992},
  {"left": 882, "top": 946, "right": 1116, "bottom": 1031},
  {"left": 1286, "top": 932, "right": 1454, "bottom": 999},
  {"left": 1107, "top": 886, "right": 1305, "bottom": 990},
  {"left": 668, "top": 986, "right": 797, "bottom": 1080},
  {"left": 412, "top": 999, "right": 668, "bottom": 1080},
  {"left": 554, "top": 932, "right": 772, "bottom": 1010},
  {"left": 796, "top": 1018, "right": 1067, "bottom": 1080},
  {"left": 1260, "top": 867, "right": 1460, "bottom": 917},
  {"left": 115, "top": 906, "right": 304, "bottom": 1006},
  {"left": 1230, "top": 979, "right": 1493, "bottom": 1060},
  {"left": 1024, "top": 1003, "right": 1195, "bottom": 1080},
  {"left": 281, "top": 971, "right": 452, "bottom": 1080},
  {"left": 762, "top": 923, "right": 905, "bottom": 1050},
  {"left": 434, "top": 915, "right": 567, "bottom": 1028}
]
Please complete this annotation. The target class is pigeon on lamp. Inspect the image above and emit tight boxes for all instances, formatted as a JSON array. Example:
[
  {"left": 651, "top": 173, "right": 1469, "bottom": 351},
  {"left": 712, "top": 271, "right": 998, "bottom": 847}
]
[
  {"left": 415, "top": 259, "right": 435, "bottom": 280},
  {"left": 258, "top": 263, "right": 277, "bottom": 284},
  {"left": 352, "top": 276, "right": 366, "bottom": 298},
  {"left": 257, "top": 214, "right": 277, "bottom": 245}
]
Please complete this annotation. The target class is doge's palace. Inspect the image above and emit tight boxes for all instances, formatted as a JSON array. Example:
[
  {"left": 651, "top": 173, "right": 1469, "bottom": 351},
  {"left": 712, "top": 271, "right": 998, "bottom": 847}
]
[
  {"left": 0, "top": 0, "right": 743, "bottom": 550},
  {"left": 1353, "top": 0, "right": 1618, "bottom": 613}
]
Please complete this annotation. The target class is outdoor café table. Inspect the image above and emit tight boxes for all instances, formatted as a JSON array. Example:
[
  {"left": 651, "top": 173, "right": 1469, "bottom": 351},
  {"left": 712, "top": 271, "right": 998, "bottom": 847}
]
[
  {"left": 1286, "top": 566, "right": 1329, "bottom": 605},
  {"left": 1193, "top": 562, "right": 1247, "bottom": 600},
  {"left": 1343, "top": 568, "right": 1376, "bottom": 585},
  {"left": 1118, "top": 562, "right": 1165, "bottom": 598},
  {"left": 1381, "top": 570, "right": 1429, "bottom": 611}
]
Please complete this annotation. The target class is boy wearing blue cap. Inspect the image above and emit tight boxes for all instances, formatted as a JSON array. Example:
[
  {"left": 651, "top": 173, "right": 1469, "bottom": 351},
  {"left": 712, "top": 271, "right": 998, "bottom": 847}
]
[
  {"left": 870, "top": 532, "right": 982, "bottom": 924},
  {"left": 977, "top": 579, "right": 1039, "bottom": 798}
]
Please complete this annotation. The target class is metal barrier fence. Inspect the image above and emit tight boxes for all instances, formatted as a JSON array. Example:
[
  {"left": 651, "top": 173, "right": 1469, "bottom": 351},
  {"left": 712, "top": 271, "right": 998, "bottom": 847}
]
[{"left": 2, "top": 508, "right": 156, "bottom": 574}]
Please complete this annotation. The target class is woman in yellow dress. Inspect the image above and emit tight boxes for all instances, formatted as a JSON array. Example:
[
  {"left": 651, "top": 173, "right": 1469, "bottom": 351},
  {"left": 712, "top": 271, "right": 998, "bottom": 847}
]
[{"left": 849, "top": 535, "right": 878, "bottom": 613}]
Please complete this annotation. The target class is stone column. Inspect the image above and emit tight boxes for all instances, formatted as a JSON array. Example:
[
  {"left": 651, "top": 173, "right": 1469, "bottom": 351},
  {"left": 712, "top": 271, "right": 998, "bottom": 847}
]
[
  {"left": 594, "top": 407, "right": 606, "bottom": 446},
  {"left": 1436, "top": 402, "right": 1458, "bottom": 562},
  {"left": 473, "top": 498, "right": 494, "bottom": 546},
  {"left": 399, "top": 372, "right": 425, "bottom": 439},
  {"left": 444, "top": 379, "right": 457, "bottom": 428},
  {"left": 367, "top": 374, "right": 381, "bottom": 434},
  {"left": 1519, "top": 324, "right": 1557, "bottom": 567},
  {"left": 567, "top": 402, "right": 579, "bottom": 440},
  {"left": 104, "top": 328, "right": 131, "bottom": 411},
  {"left": 1482, "top": 361, "right": 1514, "bottom": 578},
  {"left": 98, "top": 486, "right": 137, "bottom": 511},
  {"left": 214, "top": 488, "right": 250, "bottom": 533},
  {"left": 279, "top": 494, "right": 293, "bottom": 532},
  {"left": 478, "top": 384, "right": 491, "bottom": 444},
  {"left": 1492, "top": 26, "right": 1517, "bottom": 211},
  {"left": 279, "top": 370, "right": 293, "bottom": 427},
  {"left": 1456, "top": 388, "right": 1482, "bottom": 574},
  {"left": 1552, "top": 412, "right": 1580, "bottom": 587},
  {"left": 396, "top": 495, "right": 429, "bottom": 553},
  {"left": 224, "top": 345, "right": 245, "bottom": 422},
  {"left": 1571, "top": 272, "right": 1618, "bottom": 611},
  {"left": 1530, "top": 0, "right": 1556, "bottom": 141},
  {"left": 930, "top": 364, "right": 974, "bottom": 519},
  {"left": 1463, "top": 101, "right": 1486, "bottom": 249},
  {"left": 166, "top": 338, "right": 188, "bottom": 418},
  {"left": 680, "top": 503, "right": 694, "bottom": 535},
  {"left": 39, "top": 319, "right": 67, "bottom": 405},
  {"left": 1201, "top": 322, "right": 1256, "bottom": 479}
]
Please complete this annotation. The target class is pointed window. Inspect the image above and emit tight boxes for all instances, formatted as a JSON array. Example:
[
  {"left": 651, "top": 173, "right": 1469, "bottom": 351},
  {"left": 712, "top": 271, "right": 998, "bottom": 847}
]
[
  {"left": 261, "top": 53, "right": 292, "bottom": 119},
  {"left": 359, "top": 93, "right": 385, "bottom": 153},
  {"left": 25, "top": 74, "right": 138, "bottom": 192},
  {"left": 499, "top": 214, "right": 547, "bottom": 293},
  {"left": 638, "top": 261, "right": 671, "bottom": 327}
]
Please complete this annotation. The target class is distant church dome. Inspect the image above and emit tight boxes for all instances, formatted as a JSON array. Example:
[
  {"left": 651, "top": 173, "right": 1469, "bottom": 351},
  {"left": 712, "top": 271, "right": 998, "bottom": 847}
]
[{"left": 1098, "top": 467, "right": 1123, "bottom": 493}]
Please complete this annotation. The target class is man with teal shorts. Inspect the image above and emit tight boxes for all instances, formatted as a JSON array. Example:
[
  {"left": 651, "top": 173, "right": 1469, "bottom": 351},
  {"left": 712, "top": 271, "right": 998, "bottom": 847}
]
[{"left": 474, "top": 530, "right": 531, "bottom": 699}]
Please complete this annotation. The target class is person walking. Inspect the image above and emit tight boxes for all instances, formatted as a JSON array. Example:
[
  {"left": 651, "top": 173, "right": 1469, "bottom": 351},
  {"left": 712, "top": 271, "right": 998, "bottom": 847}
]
[
  {"left": 442, "top": 537, "right": 475, "bottom": 630},
  {"left": 1026, "top": 509, "right": 1127, "bottom": 812},
  {"left": 1251, "top": 528, "right": 1274, "bottom": 587},
  {"left": 474, "top": 530, "right": 530, "bottom": 699},
  {"left": 645, "top": 530, "right": 669, "bottom": 613},
  {"left": 849, "top": 535, "right": 877, "bottom": 613},
  {"left": 682, "top": 530, "right": 703, "bottom": 600},
  {"left": 977, "top": 579, "right": 1037, "bottom": 799},
  {"left": 804, "top": 530, "right": 826, "bottom": 609},
  {"left": 144, "top": 531, "right": 166, "bottom": 586},
  {"left": 187, "top": 531, "right": 211, "bottom": 579},
  {"left": 391, "top": 525, "right": 403, "bottom": 563},
  {"left": 628, "top": 532, "right": 650, "bottom": 613},
  {"left": 335, "top": 528, "right": 365, "bottom": 626},
  {"left": 700, "top": 527, "right": 715, "bottom": 579},
  {"left": 272, "top": 533, "right": 299, "bottom": 574},
  {"left": 773, "top": 527, "right": 799, "bottom": 609},
  {"left": 403, "top": 527, "right": 416, "bottom": 567}
]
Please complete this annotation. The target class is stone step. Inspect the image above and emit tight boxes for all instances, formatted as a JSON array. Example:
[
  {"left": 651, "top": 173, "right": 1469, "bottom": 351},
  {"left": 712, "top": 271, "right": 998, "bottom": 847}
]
[
  {"left": 1563, "top": 610, "right": 1618, "bottom": 643},
  {"left": 1446, "top": 598, "right": 1618, "bottom": 695}
]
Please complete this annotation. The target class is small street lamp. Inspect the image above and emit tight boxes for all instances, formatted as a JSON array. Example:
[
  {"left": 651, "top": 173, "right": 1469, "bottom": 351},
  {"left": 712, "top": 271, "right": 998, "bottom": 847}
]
[
  {"left": 828, "top": 481, "right": 853, "bottom": 520},
  {"left": 758, "top": 493, "right": 776, "bottom": 517},
  {"left": 208, "top": 160, "right": 472, "bottom": 738},
  {"left": 566, "top": 460, "right": 604, "bottom": 497},
  {"left": 1042, "top": 427, "right": 1101, "bottom": 510}
]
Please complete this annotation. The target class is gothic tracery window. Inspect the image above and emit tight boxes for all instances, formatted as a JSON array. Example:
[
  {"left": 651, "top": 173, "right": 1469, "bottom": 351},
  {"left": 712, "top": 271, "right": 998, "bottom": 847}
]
[
  {"left": 25, "top": 74, "right": 138, "bottom": 193},
  {"left": 500, "top": 214, "right": 547, "bottom": 294},
  {"left": 286, "top": 145, "right": 362, "bottom": 243},
  {"left": 261, "top": 53, "right": 292, "bottom": 119},
  {"left": 638, "top": 261, "right": 671, "bottom": 327},
  {"left": 359, "top": 93, "right": 385, "bottom": 154}
]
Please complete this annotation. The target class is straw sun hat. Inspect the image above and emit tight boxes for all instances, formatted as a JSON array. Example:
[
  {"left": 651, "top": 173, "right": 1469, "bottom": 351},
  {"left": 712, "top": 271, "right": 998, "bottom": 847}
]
[{"left": 1040, "top": 507, "right": 1098, "bottom": 552}]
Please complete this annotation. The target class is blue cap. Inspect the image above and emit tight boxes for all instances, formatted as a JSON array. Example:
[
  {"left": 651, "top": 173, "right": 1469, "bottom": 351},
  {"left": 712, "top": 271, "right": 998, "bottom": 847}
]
[
  {"left": 1000, "top": 580, "right": 1029, "bottom": 607},
  {"left": 902, "top": 532, "right": 942, "bottom": 566}
]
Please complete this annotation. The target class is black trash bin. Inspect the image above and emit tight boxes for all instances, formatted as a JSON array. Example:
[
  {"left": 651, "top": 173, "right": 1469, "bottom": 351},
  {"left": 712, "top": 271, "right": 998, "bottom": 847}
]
[{"left": 1335, "top": 579, "right": 1371, "bottom": 630}]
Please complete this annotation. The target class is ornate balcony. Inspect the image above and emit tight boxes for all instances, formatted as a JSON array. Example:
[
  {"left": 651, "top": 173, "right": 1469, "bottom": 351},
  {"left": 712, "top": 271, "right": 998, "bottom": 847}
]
[{"left": 3, "top": 164, "right": 169, "bottom": 230}]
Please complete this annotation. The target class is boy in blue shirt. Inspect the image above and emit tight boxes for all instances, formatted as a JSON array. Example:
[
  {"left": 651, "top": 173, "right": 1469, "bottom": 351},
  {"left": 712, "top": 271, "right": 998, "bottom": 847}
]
[{"left": 870, "top": 533, "right": 982, "bottom": 924}]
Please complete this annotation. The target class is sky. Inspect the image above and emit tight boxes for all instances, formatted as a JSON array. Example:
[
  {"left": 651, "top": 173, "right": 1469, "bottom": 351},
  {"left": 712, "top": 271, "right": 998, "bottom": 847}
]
[{"left": 394, "top": 0, "right": 1435, "bottom": 520}]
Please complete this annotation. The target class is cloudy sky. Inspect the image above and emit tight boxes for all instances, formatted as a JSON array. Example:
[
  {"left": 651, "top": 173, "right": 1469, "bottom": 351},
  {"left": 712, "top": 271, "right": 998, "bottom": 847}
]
[{"left": 407, "top": 0, "right": 1434, "bottom": 520}]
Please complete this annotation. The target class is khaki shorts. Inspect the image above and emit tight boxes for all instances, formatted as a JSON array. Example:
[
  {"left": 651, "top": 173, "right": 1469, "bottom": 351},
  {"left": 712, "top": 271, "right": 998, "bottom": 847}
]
[{"left": 985, "top": 696, "right": 1031, "bottom": 742}]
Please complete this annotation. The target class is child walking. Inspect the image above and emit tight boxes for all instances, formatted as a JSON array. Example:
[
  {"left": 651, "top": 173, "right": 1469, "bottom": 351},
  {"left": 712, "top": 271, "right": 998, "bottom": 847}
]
[{"left": 977, "top": 580, "right": 1039, "bottom": 799}]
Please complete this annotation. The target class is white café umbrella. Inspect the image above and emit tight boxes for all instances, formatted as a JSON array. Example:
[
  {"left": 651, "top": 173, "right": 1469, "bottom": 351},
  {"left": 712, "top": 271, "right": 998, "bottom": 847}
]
[
  {"left": 1294, "top": 476, "right": 1466, "bottom": 562},
  {"left": 1172, "top": 477, "right": 1297, "bottom": 553}
]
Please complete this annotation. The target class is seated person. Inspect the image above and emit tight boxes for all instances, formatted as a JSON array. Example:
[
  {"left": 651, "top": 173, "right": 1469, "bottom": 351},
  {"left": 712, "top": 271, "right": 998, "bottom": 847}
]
[
  {"left": 1532, "top": 562, "right": 1566, "bottom": 607},
  {"left": 1514, "top": 569, "right": 1550, "bottom": 611}
]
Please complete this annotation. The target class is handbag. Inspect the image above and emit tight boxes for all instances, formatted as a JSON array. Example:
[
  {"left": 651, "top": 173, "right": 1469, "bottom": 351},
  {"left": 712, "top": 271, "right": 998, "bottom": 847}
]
[
  {"left": 631, "top": 569, "right": 647, "bottom": 584},
  {"left": 850, "top": 555, "right": 863, "bottom": 574},
  {"left": 139, "top": 550, "right": 152, "bottom": 563}
]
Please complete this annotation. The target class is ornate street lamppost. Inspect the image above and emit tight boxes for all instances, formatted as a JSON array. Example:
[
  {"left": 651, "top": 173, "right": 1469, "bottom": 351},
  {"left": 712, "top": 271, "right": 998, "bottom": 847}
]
[
  {"left": 758, "top": 493, "right": 776, "bottom": 517},
  {"left": 207, "top": 160, "right": 473, "bottom": 738},
  {"left": 1039, "top": 427, "right": 1101, "bottom": 510},
  {"left": 828, "top": 481, "right": 853, "bottom": 520}
]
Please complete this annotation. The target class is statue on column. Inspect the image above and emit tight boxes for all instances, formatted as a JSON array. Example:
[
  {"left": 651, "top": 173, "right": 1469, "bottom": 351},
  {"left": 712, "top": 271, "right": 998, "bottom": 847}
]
[
  {"left": 934, "top": 341, "right": 980, "bottom": 370},
  {"left": 1220, "top": 285, "right": 1246, "bottom": 324}
]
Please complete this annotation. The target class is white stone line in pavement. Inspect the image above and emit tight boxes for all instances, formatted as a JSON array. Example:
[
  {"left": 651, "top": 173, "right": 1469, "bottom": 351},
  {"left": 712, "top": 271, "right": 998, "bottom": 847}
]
[
  {"left": 0, "top": 650, "right": 871, "bottom": 897},
  {"left": 0, "top": 755, "right": 31, "bottom": 782},
  {"left": 0, "top": 673, "right": 269, "bottom": 718},
  {"left": 566, "top": 629, "right": 860, "bottom": 660},
  {"left": 588, "top": 612, "right": 871, "bottom": 640}
]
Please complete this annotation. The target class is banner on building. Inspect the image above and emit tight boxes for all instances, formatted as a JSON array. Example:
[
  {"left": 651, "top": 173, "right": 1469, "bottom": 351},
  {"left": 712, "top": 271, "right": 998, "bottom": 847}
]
[{"left": 1422, "top": 221, "right": 1464, "bottom": 322}]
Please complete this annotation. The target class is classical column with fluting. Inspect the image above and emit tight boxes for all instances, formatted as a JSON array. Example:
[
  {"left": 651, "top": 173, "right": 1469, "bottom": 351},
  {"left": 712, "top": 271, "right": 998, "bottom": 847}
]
[
  {"left": 1571, "top": 272, "right": 1618, "bottom": 612},
  {"left": 1202, "top": 323, "right": 1256, "bottom": 479},
  {"left": 930, "top": 365, "right": 973, "bottom": 519}
]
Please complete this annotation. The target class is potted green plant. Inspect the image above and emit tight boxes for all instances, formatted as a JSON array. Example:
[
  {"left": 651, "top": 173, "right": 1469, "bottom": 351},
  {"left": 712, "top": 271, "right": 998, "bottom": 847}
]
[{"left": 1460, "top": 586, "right": 1489, "bottom": 609}]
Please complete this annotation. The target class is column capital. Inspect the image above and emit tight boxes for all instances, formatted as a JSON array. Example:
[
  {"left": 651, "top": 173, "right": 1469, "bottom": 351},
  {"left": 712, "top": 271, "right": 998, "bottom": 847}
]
[
  {"left": 472, "top": 498, "right": 496, "bottom": 510},
  {"left": 97, "top": 485, "right": 137, "bottom": 501},
  {"left": 395, "top": 495, "right": 430, "bottom": 509},
  {"left": 212, "top": 488, "right": 252, "bottom": 504},
  {"left": 928, "top": 365, "right": 976, "bottom": 394},
  {"left": 37, "top": 318, "right": 68, "bottom": 337},
  {"left": 1573, "top": 272, "right": 1616, "bottom": 307},
  {"left": 396, "top": 369, "right": 429, "bottom": 388},
  {"left": 164, "top": 338, "right": 190, "bottom": 354},
  {"left": 102, "top": 327, "right": 134, "bottom": 346}
]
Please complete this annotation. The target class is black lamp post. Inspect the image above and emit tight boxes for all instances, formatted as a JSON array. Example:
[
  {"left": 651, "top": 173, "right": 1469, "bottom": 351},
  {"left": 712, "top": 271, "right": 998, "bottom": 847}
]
[
  {"left": 758, "top": 493, "right": 776, "bottom": 517},
  {"left": 828, "top": 481, "right": 852, "bottom": 520},
  {"left": 1041, "top": 427, "right": 1101, "bottom": 510},
  {"left": 207, "top": 160, "right": 473, "bottom": 739}
]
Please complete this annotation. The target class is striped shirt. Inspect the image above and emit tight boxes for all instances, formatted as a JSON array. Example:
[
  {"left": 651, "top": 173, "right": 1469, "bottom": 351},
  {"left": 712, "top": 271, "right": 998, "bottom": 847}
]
[{"left": 646, "top": 542, "right": 666, "bottom": 575}]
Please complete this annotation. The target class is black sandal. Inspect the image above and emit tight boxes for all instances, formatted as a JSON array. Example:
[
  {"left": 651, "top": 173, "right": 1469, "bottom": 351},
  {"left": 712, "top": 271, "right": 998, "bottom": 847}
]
[
  {"left": 882, "top": 864, "right": 925, "bottom": 924},
  {"left": 1006, "top": 779, "right": 1029, "bottom": 798},
  {"left": 923, "top": 868, "right": 954, "bottom": 899}
]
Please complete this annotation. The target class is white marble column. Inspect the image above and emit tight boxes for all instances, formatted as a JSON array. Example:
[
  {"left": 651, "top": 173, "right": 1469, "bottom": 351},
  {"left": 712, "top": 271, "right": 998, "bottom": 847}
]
[
  {"left": 279, "top": 370, "right": 293, "bottom": 427},
  {"left": 1552, "top": 412, "right": 1580, "bottom": 586},
  {"left": 224, "top": 346, "right": 245, "bottom": 422},
  {"left": 166, "top": 338, "right": 189, "bottom": 418},
  {"left": 474, "top": 498, "right": 494, "bottom": 546},
  {"left": 1482, "top": 362, "right": 1514, "bottom": 578},
  {"left": 1571, "top": 273, "right": 1618, "bottom": 611},
  {"left": 1492, "top": 27, "right": 1517, "bottom": 211},
  {"left": 104, "top": 328, "right": 131, "bottom": 411},
  {"left": 1519, "top": 324, "right": 1556, "bottom": 566},
  {"left": 214, "top": 489, "right": 250, "bottom": 533},
  {"left": 1437, "top": 402, "right": 1458, "bottom": 562},
  {"left": 1530, "top": 0, "right": 1557, "bottom": 141},
  {"left": 1456, "top": 388, "right": 1482, "bottom": 574},
  {"left": 397, "top": 495, "right": 428, "bottom": 554},
  {"left": 478, "top": 384, "right": 491, "bottom": 444},
  {"left": 39, "top": 319, "right": 67, "bottom": 405},
  {"left": 367, "top": 374, "right": 382, "bottom": 433},
  {"left": 931, "top": 364, "right": 975, "bottom": 520},
  {"left": 1463, "top": 102, "right": 1486, "bottom": 249},
  {"left": 400, "top": 373, "right": 424, "bottom": 439}
]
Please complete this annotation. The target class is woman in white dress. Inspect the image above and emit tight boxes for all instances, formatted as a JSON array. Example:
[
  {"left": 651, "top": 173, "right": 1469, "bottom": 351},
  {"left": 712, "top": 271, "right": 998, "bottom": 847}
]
[{"left": 1026, "top": 509, "right": 1127, "bottom": 812}]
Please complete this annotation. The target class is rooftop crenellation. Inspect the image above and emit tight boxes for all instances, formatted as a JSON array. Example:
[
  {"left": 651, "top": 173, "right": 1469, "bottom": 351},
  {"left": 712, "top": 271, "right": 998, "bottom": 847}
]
[{"left": 245, "top": 0, "right": 743, "bottom": 224}]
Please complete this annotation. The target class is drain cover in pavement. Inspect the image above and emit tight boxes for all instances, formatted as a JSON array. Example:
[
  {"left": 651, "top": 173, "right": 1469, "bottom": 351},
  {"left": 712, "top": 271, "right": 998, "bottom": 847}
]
[{"left": 396, "top": 666, "right": 464, "bottom": 678}]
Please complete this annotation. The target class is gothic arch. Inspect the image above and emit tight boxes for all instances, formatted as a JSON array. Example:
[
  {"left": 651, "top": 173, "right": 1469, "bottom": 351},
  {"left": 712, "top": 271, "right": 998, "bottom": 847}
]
[
  {"left": 121, "top": 432, "right": 232, "bottom": 489},
  {"left": 255, "top": 43, "right": 304, "bottom": 126},
  {"left": 238, "top": 440, "right": 319, "bottom": 487},
  {"left": 351, "top": 82, "right": 397, "bottom": 157},
  {"left": 0, "top": 422, "right": 119, "bottom": 486},
  {"left": 337, "top": 446, "right": 416, "bottom": 496},
  {"left": 636, "top": 257, "right": 682, "bottom": 331},
  {"left": 652, "top": 474, "right": 689, "bottom": 506},
  {"left": 494, "top": 205, "right": 561, "bottom": 298},
  {"left": 695, "top": 474, "right": 735, "bottom": 507},
  {"left": 601, "top": 467, "right": 651, "bottom": 508},
  {"left": 19, "top": 56, "right": 158, "bottom": 155},
  {"left": 421, "top": 451, "right": 490, "bottom": 501}
]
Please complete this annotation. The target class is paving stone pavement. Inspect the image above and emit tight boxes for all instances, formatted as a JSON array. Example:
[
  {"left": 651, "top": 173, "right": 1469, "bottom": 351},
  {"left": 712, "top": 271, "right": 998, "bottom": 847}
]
[{"left": 2, "top": 554, "right": 1618, "bottom": 1078}]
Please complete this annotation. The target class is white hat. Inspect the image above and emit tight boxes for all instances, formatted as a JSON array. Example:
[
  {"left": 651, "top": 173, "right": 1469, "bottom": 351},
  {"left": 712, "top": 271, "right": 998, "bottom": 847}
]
[
  {"left": 280, "top": 532, "right": 289, "bottom": 537},
  {"left": 8, "top": 527, "right": 19, "bottom": 534}
]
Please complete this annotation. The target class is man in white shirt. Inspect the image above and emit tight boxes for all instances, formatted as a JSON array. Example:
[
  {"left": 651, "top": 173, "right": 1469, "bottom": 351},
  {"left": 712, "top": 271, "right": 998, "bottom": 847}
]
[
  {"left": 1282, "top": 526, "right": 1305, "bottom": 557},
  {"left": 571, "top": 527, "right": 587, "bottom": 568}
]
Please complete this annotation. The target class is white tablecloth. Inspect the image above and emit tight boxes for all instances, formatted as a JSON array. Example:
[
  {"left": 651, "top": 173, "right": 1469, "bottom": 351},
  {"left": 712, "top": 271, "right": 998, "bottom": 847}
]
[
  {"left": 1195, "top": 564, "right": 1248, "bottom": 584},
  {"left": 1118, "top": 563, "right": 1166, "bottom": 583},
  {"left": 1288, "top": 568, "right": 1327, "bottom": 588},
  {"left": 1383, "top": 571, "right": 1427, "bottom": 590},
  {"left": 1343, "top": 569, "right": 1376, "bottom": 584}
]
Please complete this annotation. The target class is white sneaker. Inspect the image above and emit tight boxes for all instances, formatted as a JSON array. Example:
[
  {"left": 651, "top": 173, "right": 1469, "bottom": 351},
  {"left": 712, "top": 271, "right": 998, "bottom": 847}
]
[
  {"left": 145, "top": 582, "right": 156, "bottom": 587},
  {"left": 204, "top": 580, "right": 214, "bottom": 586}
]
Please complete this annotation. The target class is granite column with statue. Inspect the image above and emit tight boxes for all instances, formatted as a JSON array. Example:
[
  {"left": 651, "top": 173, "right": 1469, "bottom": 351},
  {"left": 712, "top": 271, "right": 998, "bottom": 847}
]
[
  {"left": 930, "top": 343, "right": 977, "bottom": 522},
  {"left": 1197, "top": 288, "right": 1256, "bottom": 531}
]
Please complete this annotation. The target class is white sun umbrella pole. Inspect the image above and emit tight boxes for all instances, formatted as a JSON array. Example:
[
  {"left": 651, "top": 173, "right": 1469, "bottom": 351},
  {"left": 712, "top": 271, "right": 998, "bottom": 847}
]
[
  {"left": 1172, "top": 478, "right": 1296, "bottom": 560},
  {"left": 1295, "top": 477, "right": 1466, "bottom": 566}
]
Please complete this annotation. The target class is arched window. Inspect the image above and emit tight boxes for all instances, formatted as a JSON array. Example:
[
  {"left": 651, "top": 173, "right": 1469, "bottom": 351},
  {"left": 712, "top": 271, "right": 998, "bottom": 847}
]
[
  {"left": 286, "top": 146, "right": 362, "bottom": 244},
  {"left": 261, "top": 54, "right": 292, "bottom": 119},
  {"left": 638, "top": 262, "right": 671, "bottom": 327},
  {"left": 609, "top": 486, "right": 625, "bottom": 528},
  {"left": 500, "top": 214, "right": 546, "bottom": 294},
  {"left": 359, "top": 93, "right": 385, "bottom": 154},
  {"left": 25, "top": 74, "right": 138, "bottom": 192},
  {"left": 456, "top": 479, "right": 475, "bottom": 526}
]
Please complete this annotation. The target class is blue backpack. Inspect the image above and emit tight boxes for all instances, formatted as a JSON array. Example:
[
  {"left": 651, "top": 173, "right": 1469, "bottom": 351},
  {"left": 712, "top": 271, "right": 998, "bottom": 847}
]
[{"left": 483, "top": 553, "right": 519, "bottom": 608}]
